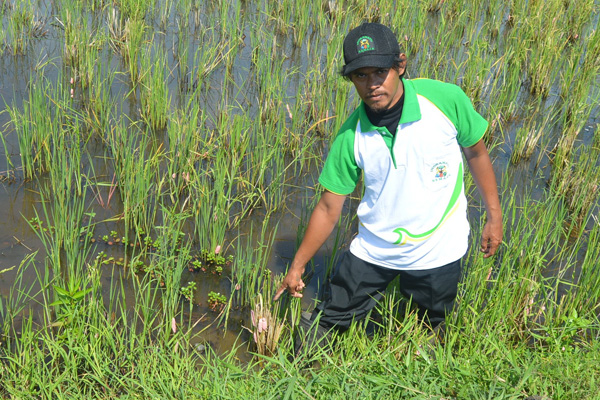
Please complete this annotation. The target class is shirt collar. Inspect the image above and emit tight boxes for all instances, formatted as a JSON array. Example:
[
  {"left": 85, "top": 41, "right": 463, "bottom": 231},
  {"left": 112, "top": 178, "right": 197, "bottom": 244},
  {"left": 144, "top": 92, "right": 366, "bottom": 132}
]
[
  {"left": 398, "top": 78, "right": 421, "bottom": 124},
  {"left": 357, "top": 78, "right": 422, "bottom": 133}
]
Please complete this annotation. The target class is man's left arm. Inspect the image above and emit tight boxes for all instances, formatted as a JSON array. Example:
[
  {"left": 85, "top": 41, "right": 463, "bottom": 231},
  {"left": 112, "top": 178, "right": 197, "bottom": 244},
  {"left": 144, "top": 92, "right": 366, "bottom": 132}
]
[{"left": 462, "top": 139, "right": 503, "bottom": 258}]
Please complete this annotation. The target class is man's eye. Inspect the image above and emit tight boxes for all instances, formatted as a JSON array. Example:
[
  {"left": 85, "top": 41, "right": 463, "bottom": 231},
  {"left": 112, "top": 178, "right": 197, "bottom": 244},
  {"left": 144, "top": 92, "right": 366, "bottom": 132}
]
[{"left": 378, "top": 69, "right": 389, "bottom": 74}]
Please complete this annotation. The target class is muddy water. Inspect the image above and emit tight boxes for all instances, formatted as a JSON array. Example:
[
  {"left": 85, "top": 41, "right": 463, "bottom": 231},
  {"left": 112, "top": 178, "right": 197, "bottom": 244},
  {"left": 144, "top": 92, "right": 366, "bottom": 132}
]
[
  {"left": 0, "top": 58, "right": 338, "bottom": 352},
  {"left": 0, "top": 4, "right": 316, "bottom": 354}
]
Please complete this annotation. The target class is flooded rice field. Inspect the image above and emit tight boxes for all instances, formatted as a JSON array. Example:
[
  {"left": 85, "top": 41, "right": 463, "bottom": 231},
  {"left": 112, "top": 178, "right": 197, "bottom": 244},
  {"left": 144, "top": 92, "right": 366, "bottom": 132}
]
[{"left": 0, "top": 0, "right": 599, "bottom": 357}]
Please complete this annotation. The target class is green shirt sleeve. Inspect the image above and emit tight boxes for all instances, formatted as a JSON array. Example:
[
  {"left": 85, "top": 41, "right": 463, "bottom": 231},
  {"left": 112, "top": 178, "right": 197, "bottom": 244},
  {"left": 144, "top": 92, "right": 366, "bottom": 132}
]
[
  {"left": 411, "top": 79, "right": 488, "bottom": 147},
  {"left": 318, "top": 110, "right": 361, "bottom": 195},
  {"left": 452, "top": 85, "right": 488, "bottom": 147}
]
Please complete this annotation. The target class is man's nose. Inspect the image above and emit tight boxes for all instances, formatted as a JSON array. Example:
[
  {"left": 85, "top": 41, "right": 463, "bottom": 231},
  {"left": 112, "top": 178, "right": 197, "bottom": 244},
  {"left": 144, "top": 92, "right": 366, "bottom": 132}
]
[{"left": 367, "top": 74, "right": 382, "bottom": 88}]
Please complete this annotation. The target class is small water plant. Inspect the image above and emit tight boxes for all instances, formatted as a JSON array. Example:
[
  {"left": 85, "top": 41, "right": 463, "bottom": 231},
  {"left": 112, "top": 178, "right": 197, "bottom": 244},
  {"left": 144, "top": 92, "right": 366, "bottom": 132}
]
[
  {"left": 180, "top": 281, "right": 196, "bottom": 303},
  {"left": 188, "top": 247, "right": 232, "bottom": 275},
  {"left": 207, "top": 291, "right": 227, "bottom": 312},
  {"left": 51, "top": 280, "right": 92, "bottom": 312},
  {"left": 27, "top": 216, "right": 50, "bottom": 233}
]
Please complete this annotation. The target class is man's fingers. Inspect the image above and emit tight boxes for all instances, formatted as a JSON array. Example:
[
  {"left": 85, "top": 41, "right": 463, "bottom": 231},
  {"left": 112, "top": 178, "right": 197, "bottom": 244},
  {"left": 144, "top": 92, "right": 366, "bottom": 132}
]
[
  {"left": 273, "top": 286, "right": 286, "bottom": 301},
  {"left": 481, "top": 221, "right": 503, "bottom": 258},
  {"left": 274, "top": 288, "right": 302, "bottom": 300},
  {"left": 273, "top": 278, "right": 305, "bottom": 301},
  {"left": 481, "top": 238, "right": 501, "bottom": 258},
  {"left": 480, "top": 237, "right": 490, "bottom": 253}
]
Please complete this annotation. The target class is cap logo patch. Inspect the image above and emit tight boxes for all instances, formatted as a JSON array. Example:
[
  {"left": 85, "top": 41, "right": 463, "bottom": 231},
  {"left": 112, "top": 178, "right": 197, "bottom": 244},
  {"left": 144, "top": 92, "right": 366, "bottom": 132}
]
[{"left": 357, "top": 36, "right": 375, "bottom": 53}]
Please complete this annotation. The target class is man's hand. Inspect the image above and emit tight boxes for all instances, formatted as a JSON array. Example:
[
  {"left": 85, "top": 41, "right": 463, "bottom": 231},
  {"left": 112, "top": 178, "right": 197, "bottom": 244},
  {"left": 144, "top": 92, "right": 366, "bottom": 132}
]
[
  {"left": 273, "top": 191, "right": 346, "bottom": 301},
  {"left": 480, "top": 219, "right": 502, "bottom": 257},
  {"left": 273, "top": 268, "right": 305, "bottom": 300},
  {"left": 462, "top": 140, "right": 503, "bottom": 258}
]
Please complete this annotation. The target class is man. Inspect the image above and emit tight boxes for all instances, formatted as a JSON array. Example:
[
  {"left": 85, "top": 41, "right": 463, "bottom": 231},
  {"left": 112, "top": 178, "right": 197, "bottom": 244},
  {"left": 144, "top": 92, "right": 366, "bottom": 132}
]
[{"left": 274, "top": 23, "right": 502, "bottom": 344}]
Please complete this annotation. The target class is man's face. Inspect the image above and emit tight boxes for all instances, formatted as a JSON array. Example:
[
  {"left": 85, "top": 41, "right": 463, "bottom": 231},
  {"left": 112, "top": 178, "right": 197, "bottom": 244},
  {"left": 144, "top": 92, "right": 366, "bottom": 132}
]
[{"left": 349, "top": 60, "right": 405, "bottom": 112}]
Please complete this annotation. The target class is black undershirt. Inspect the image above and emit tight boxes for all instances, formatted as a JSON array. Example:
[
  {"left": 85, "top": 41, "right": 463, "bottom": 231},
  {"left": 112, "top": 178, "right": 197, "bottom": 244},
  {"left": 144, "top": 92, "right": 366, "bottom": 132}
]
[{"left": 364, "top": 93, "right": 404, "bottom": 137}]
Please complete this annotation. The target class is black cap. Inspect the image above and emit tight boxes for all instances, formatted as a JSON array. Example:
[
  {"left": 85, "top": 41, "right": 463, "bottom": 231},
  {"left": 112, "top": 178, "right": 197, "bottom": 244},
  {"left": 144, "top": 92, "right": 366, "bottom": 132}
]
[{"left": 342, "top": 23, "right": 400, "bottom": 76}]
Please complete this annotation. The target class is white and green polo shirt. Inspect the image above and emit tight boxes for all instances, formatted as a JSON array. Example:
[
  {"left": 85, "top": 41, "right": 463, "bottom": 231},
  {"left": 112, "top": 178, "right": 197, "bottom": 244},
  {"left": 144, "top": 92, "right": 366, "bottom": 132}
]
[{"left": 319, "top": 78, "right": 488, "bottom": 270}]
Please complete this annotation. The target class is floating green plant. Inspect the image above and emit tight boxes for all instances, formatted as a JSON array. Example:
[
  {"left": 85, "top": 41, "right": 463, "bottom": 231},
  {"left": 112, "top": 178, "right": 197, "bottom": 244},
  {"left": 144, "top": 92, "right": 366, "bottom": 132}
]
[
  {"left": 207, "top": 291, "right": 227, "bottom": 312},
  {"left": 188, "top": 247, "right": 232, "bottom": 275},
  {"left": 180, "top": 281, "right": 196, "bottom": 303}
]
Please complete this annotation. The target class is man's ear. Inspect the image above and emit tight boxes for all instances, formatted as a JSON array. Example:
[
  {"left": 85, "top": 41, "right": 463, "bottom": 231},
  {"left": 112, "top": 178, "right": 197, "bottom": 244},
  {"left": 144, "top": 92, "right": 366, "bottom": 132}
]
[{"left": 398, "top": 53, "right": 407, "bottom": 75}]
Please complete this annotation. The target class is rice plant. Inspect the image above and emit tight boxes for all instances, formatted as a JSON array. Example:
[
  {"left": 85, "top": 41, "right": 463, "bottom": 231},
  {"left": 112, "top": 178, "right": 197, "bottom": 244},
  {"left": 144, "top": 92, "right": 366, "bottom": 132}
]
[
  {"left": 56, "top": 0, "right": 103, "bottom": 89},
  {"left": 6, "top": 0, "right": 44, "bottom": 55},
  {"left": 164, "top": 102, "right": 204, "bottom": 199},
  {"left": 118, "top": 17, "right": 147, "bottom": 84},
  {"left": 550, "top": 144, "right": 600, "bottom": 235},
  {"left": 107, "top": 119, "right": 162, "bottom": 236},
  {"left": 173, "top": 13, "right": 191, "bottom": 85},
  {"left": 81, "top": 61, "right": 117, "bottom": 134},
  {"left": 115, "top": 0, "right": 155, "bottom": 22},
  {"left": 523, "top": 0, "right": 567, "bottom": 97},
  {"left": 139, "top": 41, "right": 171, "bottom": 130},
  {"left": 510, "top": 101, "right": 559, "bottom": 165},
  {"left": 5, "top": 77, "right": 58, "bottom": 179},
  {"left": 229, "top": 214, "right": 279, "bottom": 307},
  {"left": 34, "top": 128, "right": 90, "bottom": 269},
  {"left": 563, "top": 222, "right": 600, "bottom": 320},
  {"left": 189, "top": 141, "right": 240, "bottom": 252}
]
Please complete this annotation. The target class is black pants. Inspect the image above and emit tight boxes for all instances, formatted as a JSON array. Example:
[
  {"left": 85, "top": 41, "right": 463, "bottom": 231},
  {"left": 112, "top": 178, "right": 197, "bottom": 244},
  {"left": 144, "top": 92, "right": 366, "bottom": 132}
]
[{"left": 311, "top": 251, "right": 462, "bottom": 330}]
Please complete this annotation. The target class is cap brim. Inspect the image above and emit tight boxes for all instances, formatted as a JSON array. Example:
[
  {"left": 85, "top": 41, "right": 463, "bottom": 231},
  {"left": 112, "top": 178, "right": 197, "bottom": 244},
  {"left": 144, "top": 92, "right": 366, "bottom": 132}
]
[{"left": 342, "top": 54, "right": 396, "bottom": 76}]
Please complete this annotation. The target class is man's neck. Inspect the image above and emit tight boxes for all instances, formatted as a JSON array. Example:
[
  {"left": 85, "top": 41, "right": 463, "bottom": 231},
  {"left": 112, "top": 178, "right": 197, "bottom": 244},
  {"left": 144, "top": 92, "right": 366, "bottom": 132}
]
[{"left": 364, "top": 92, "right": 405, "bottom": 136}]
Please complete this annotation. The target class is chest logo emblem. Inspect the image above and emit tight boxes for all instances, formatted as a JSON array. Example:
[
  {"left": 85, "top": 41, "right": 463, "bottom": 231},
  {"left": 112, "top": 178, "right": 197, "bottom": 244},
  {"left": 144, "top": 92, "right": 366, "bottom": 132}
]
[{"left": 431, "top": 162, "right": 449, "bottom": 182}]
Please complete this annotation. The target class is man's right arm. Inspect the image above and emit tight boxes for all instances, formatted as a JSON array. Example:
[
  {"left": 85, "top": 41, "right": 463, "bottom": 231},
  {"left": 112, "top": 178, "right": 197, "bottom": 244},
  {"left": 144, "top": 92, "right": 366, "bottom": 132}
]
[{"left": 273, "top": 190, "right": 347, "bottom": 300}]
